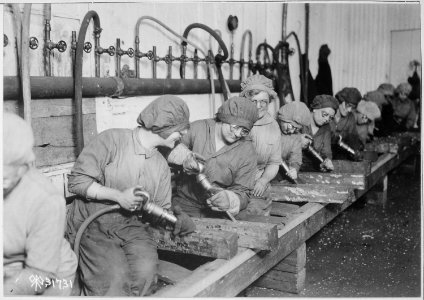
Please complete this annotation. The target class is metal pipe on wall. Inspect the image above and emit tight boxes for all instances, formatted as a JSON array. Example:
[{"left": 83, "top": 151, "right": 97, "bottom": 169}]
[
  {"left": 43, "top": 4, "right": 51, "bottom": 76},
  {"left": 4, "top": 76, "right": 242, "bottom": 100},
  {"left": 304, "top": 3, "right": 310, "bottom": 103}
]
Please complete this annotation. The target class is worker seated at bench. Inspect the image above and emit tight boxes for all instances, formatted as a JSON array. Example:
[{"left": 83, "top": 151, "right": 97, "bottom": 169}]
[
  {"left": 389, "top": 83, "right": 417, "bottom": 132},
  {"left": 275, "top": 101, "right": 312, "bottom": 182},
  {"left": 3, "top": 113, "right": 77, "bottom": 296},
  {"left": 354, "top": 99, "right": 381, "bottom": 145},
  {"left": 170, "top": 96, "right": 259, "bottom": 219},
  {"left": 331, "top": 87, "right": 364, "bottom": 161},
  {"left": 237, "top": 74, "right": 281, "bottom": 217},
  {"left": 301, "top": 95, "right": 339, "bottom": 172},
  {"left": 371, "top": 83, "right": 396, "bottom": 137},
  {"left": 65, "top": 95, "right": 195, "bottom": 297}
]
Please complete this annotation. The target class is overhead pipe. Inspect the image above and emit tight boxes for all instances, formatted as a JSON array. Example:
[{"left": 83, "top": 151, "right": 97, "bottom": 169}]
[
  {"left": 74, "top": 10, "right": 102, "bottom": 155},
  {"left": 181, "top": 23, "right": 230, "bottom": 100},
  {"left": 239, "top": 30, "right": 252, "bottom": 80},
  {"left": 282, "top": 3, "right": 288, "bottom": 41},
  {"left": 4, "top": 76, "right": 242, "bottom": 100}
]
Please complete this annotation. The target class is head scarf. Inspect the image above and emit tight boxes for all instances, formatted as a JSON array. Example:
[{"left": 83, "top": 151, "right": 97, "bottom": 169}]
[
  {"left": 356, "top": 100, "right": 381, "bottom": 121},
  {"left": 310, "top": 95, "right": 339, "bottom": 112},
  {"left": 277, "top": 101, "right": 311, "bottom": 128},
  {"left": 335, "top": 87, "right": 362, "bottom": 106},
  {"left": 364, "top": 90, "right": 387, "bottom": 111},
  {"left": 3, "top": 112, "right": 35, "bottom": 166},
  {"left": 377, "top": 83, "right": 395, "bottom": 97},
  {"left": 137, "top": 95, "right": 190, "bottom": 139},
  {"left": 395, "top": 82, "right": 412, "bottom": 96},
  {"left": 239, "top": 74, "right": 278, "bottom": 101},
  {"left": 216, "top": 96, "right": 259, "bottom": 130}
]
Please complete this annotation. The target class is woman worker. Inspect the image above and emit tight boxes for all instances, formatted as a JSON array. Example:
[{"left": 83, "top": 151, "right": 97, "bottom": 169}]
[
  {"left": 276, "top": 101, "right": 312, "bottom": 181},
  {"left": 66, "top": 95, "right": 195, "bottom": 296},
  {"left": 390, "top": 83, "right": 417, "bottom": 131},
  {"left": 332, "top": 87, "right": 364, "bottom": 160},
  {"left": 354, "top": 100, "right": 381, "bottom": 145},
  {"left": 3, "top": 113, "right": 77, "bottom": 296},
  {"left": 301, "top": 94, "right": 339, "bottom": 172},
  {"left": 172, "top": 96, "right": 259, "bottom": 218},
  {"left": 238, "top": 74, "right": 282, "bottom": 216}
]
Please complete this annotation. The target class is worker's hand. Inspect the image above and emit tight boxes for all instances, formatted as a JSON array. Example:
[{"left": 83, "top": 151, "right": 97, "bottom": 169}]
[
  {"left": 172, "top": 205, "right": 196, "bottom": 236},
  {"left": 287, "top": 167, "right": 298, "bottom": 180},
  {"left": 320, "top": 158, "right": 334, "bottom": 172},
  {"left": 206, "top": 190, "right": 240, "bottom": 215},
  {"left": 300, "top": 134, "right": 313, "bottom": 149},
  {"left": 352, "top": 151, "right": 364, "bottom": 162},
  {"left": 116, "top": 186, "right": 146, "bottom": 211},
  {"left": 182, "top": 152, "right": 206, "bottom": 175},
  {"left": 252, "top": 178, "right": 268, "bottom": 197}
]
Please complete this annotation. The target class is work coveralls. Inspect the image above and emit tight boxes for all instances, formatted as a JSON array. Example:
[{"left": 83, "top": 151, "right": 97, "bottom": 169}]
[
  {"left": 4, "top": 168, "right": 77, "bottom": 296},
  {"left": 301, "top": 123, "right": 333, "bottom": 171},
  {"left": 172, "top": 119, "right": 257, "bottom": 218},
  {"left": 243, "top": 113, "right": 281, "bottom": 216},
  {"left": 330, "top": 112, "right": 364, "bottom": 160},
  {"left": 66, "top": 127, "right": 172, "bottom": 296}
]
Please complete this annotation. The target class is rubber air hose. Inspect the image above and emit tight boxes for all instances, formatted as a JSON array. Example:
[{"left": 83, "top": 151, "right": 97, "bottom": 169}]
[
  {"left": 181, "top": 23, "right": 230, "bottom": 100},
  {"left": 74, "top": 11, "right": 101, "bottom": 156}
]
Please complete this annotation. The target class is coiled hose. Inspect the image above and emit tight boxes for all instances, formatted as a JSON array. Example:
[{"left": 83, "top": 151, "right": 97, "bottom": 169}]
[
  {"left": 74, "top": 11, "right": 101, "bottom": 156},
  {"left": 181, "top": 23, "right": 230, "bottom": 101}
]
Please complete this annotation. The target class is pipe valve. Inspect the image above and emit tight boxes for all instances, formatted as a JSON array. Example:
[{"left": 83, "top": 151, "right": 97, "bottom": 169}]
[
  {"left": 29, "top": 37, "right": 38, "bottom": 49},
  {"left": 97, "top": 45, "right": 115, "bottom": 56},
  {"left": 83, "top": 42, "right": 92, "bottom": 53},
  {"left": 57, "top": 40, "right": 67, "bottom": 52}
]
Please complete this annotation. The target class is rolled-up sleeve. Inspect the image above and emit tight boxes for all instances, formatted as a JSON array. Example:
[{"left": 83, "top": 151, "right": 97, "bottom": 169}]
[{"left": 68, "top": 131, "right": 115, "bottom": 197}]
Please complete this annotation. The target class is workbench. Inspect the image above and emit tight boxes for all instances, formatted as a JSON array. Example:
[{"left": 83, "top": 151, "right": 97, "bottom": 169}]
[{"left": 40, "top": 132, "right": 420, "bottom": 297}]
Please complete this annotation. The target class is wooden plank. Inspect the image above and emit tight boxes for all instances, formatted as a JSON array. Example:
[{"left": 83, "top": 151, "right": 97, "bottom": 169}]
[
  {"left": 269, "top": 183, "right": 352, "bottom": 204},
  {"left": 148, "top": 227, "right": 239, "bottom": 260},
  {"left": 157, "top": 260, "right": 193, "bottom": 284},
  {"left": 193, "top": 218, "right": 278, "bottom": 251},
  {"left": 298, "top": 172, "right": 366, "bottom": 190},
  {"left": 270, "top": 202, "right": 300, "bottom": 217},
  {"left": 153, "top": 193, "right": 357, "bottom": 297},
  {"left": 332, "top": 159, "right": 372, "bottom": 175},
  {"left": 273, "top": 243, "right": 306, "bottom": 273},
  {"left": 253, "top": 268, "right": 306, "bottom": 294},
  {"left": 237, "top": 214, "right": 287, "bottom": 225},
  {"left": 3, "top": 98, "right": 96, "bottom": 118},
  {"left": 244, "top": 286, "right": 299, "bottom": 297},
  {"left": 33, "top": 114, "right": 97, "bottom": 167}
]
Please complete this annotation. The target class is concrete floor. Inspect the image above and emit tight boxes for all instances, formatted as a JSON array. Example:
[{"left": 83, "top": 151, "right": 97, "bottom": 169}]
[{"left": 246, "top": 161, "right": 422, "bottom": 297}]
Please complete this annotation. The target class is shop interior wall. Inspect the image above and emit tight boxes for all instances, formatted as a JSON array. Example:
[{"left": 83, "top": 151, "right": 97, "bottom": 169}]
[{"left": 308, "top": 3, "right": 421, "bottom": 97}]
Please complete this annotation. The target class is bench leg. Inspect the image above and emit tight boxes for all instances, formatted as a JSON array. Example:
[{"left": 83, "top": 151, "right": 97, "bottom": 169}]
[
  {"left": 367, "top": 175, "right": 388, "bottom": 209},
  {"left": 247, "top": 243, "right": 306, "bottom": 295}
]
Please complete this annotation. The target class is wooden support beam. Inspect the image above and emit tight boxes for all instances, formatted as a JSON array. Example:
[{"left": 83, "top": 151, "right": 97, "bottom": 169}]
[
  {"left": 158, "top": 260, "right": 193, "bottom": 284},
  {"left": 298, "top": 172, "right": 366, "bottom": 190},
  {"left": 253, "top": 268, "right": 306, "bottom": 294},
  {"left": 366, "top": 175, "right": 388, "bottom": 209},
  {"left": 273, "top": 243, "right": 306, "bottom": 273},
  {"left": 269, "top": 183, "right": 353, "bottom": 204},
  {"left": 244, "top": 286, "right": 299, "bottom": 297},
  {"left": 148, "top": 227, "right": 239, "bottom": 259},
  {"left": 193, "top": 218, "right": 279, "bottom": 251},
  {"left": 237, "top": 214, "right": 287, "bottom": 225},
  {"left": 332, "top": 159, "right": 372, "bottom": 175},
  {"left": 270, "top": 202, "right": 299, "bottom": 217}
]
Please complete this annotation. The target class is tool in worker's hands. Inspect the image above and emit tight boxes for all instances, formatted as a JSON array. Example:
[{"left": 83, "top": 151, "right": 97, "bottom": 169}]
[
  {"left": 133, "top": 187, "right": 177, "bottom": 225},
  {"left": 303, "top": 135, "right": 333, "bottom": 172},
  {"left": 280, "top": 160, "right": 297, "bottom": 184},
  {"left": 227, "top": 15, "right": 238, "bottom": 80},
  {"left": 194, "top": 159, "right": 237, "bottom": 222},
  {"left": 337, "top": 135, "right": 356, "bottom": 156}
]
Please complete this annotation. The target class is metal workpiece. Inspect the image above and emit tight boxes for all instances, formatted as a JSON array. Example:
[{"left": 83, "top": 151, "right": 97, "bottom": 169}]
[
  {"left": 144, "top": 203, "right": 178, "bottom": 224},
  {"left": 280, "top": 160, "right": 298, "bottom": 184},
  {"left": 240, "top": 30, "right": 253, "bottom": 80}
]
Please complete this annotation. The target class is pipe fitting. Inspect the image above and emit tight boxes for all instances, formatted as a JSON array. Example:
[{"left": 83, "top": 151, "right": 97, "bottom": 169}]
[
  {"left": 29, "top": 36, "right": 38, "bottom": 49},
  {"left": 96, "top": 45, "right": 115, "bottom": 56}
]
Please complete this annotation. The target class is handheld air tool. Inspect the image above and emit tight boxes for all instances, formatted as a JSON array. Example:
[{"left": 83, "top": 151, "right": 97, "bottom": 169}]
[
  {"left": 194, "top": 160, "right": 237, "bottom": 222},
  {"left": 304, "top": 135, "right": 325, "bottom": 164},
  {"left": 73, "top": 188, "right": 176, "bottom": 261},
  {"left": 280, "top": 160, "right": 297, "bottom": 184},
  {"left": 336, "top": 135, "right": 356, "bottom": 156}
]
